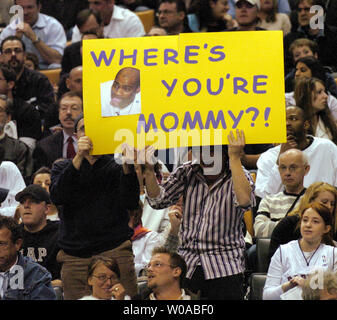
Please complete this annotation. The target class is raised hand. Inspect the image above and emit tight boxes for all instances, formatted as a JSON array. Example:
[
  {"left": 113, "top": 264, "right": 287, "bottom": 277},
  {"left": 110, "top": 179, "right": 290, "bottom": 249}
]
[{"left": 227, "top": 129, "right": 245, "bottom": 160}]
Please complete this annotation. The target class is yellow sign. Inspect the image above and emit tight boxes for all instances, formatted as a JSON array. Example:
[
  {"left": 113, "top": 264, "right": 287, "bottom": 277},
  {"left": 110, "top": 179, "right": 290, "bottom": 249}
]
[{"left": 83, "top": 31, "right": 286, "bottom": 155}]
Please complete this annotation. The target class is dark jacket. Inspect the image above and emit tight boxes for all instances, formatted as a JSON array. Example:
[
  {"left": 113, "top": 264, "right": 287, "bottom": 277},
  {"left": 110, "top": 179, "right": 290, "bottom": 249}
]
[
  {"left": 3, "top": 253, "right": 56, "bottom": 300},
  {"left": 61, "top": 41, "right": 82, "bottom": 76},
  {"left": 0, "top": 134, "right": 33, "bottom": 178},
  {"left": 33, "top": 130, "right": 64, "bottom": 171},
  {"left": 19, "top": 220, "right": 61, "bottom": 280},
  {"left": 12, "top": 67, "right": 58, "bottom": 130},
  {"left": 50, "top": 156, "right": 140, "bottom": 258}
]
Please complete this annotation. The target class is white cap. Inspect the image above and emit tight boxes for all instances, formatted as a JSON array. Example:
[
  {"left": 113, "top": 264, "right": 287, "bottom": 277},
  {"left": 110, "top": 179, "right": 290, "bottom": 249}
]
[{"left": 235, "top": 0, "right": 260, "bottom": 9}]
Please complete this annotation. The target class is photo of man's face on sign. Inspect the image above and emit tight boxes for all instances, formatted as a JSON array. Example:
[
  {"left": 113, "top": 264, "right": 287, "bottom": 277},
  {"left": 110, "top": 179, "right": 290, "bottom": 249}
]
[{"left": 101, "top": 67, "right": 141, "bottom": 117}]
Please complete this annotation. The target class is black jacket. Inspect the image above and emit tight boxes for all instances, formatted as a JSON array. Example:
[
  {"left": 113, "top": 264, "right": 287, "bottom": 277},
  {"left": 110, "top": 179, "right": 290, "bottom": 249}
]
[{"left": 50, "top": 156, "right": 140, "bottom": 258}]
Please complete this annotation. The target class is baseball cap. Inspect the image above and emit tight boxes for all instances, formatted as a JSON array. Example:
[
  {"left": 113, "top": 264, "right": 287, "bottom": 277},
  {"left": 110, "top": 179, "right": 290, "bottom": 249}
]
[
  {"left": 0, "top": 188, "right": 9, "bottom": 204},
  {"left": 235, "top": 0, "right": 260, "bottom": 9},
  {"left": 15, "top": 184, "right": 51, "bottom": 204}
]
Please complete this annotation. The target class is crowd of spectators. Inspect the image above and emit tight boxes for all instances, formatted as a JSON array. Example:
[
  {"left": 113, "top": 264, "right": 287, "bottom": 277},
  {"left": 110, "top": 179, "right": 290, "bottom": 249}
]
[{"left": 0, "top": 0, "right": 337, "bottom": 301}]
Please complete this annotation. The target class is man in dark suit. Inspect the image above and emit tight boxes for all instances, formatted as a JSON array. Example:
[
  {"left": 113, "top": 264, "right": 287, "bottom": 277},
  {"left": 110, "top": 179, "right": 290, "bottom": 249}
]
[{"left": 33, "top": 92, "right": 83, "bottom": 171}]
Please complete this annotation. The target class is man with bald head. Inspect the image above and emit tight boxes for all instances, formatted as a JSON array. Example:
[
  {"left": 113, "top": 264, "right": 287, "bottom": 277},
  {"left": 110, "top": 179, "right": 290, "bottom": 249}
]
[
  {"left": 254, "top": 149, "right": 309, "bottom": 238},
  {"left": 256, "top": 106, "right": 337, "bottom": 198},
  {"left": 66, "top": 66, "right": 83, "bottom": 95},
  {"left": 101, "top": 67, "right": 141, "bottom": 117}
]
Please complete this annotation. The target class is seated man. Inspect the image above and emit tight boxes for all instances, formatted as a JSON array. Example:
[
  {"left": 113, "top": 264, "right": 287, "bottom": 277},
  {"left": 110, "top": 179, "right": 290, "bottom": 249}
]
[
  {"left": 0, "top": 215, "right": 56, "bottom": 299},
  {"left": 156, "top": 0, "right": 192, "bottom": 35},
  {"left": 0, "top": 96, "right": 33, "bottom": 178},
  {"left": 254, "top": 149, "right": 309, "bottom": 238},
  {"left": 33, "top": 92, "right": 83, "bottom": 170},
  {"left": 57, "top": 66, "right": 83, "bottom": 100},
  {"left": 72, "top": 0, "right": 145, "bottom": 42},
  {"left": 0, "top": 0, "right": 67, "bottom": 69},
  {"left": 139, "top": 246, "right": 198, "bottom": 300},
  {"left": 256, "top": 106, "right": 337, "bottom": 198},
  {"left": 15, "top": 184, "right": 61, "bottom": 286}
]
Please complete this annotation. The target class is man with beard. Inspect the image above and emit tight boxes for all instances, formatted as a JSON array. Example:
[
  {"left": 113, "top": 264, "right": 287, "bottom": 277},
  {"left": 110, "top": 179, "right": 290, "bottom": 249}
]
[
  {"left": 255, "top": 106, "right": 337, "bottom": 199},
  {"left": 229, "top": 0, "right": 265, "bottom": 31},
  {"left": 33, "top": 92, "right": 83, "bottom": 171},
  {"left": 0, "top": 0, "right": 66, "bottom": 70},
  {"left": 0, "top": 36, "right": 58, "bottom": 134}
]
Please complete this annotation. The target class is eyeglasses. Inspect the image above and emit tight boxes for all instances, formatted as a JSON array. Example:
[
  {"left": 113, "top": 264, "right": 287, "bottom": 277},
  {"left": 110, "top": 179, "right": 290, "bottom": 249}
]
[
  {"left": 146, "top": 261, "right": 177, "bottom": 269},
  {"left": 0, "top": 241, "right": 10, "bottom": 250},
  {"left": 92, "top": 274, "right": 118, "bottom": 282},
  {"left": 59, "top": 105, "right": 82, "bottom": 113},
  {"left": 2, "top": 48, "right": 23, "bottom": 55},
  {"left": 156, "top": 10, "right": 176, "bottom": 16}
]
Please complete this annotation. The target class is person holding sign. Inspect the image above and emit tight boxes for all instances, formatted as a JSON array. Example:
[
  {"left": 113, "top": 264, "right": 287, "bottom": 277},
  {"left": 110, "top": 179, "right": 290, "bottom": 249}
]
[
  {"left": 143, "top": 129, "right": 255, "bottom": 300},
  {"left": 50, "top": 115, "right": 140, "bottom": 300},
  {"left": 101, "top": 67, "right": 141, "bottom": 117}
]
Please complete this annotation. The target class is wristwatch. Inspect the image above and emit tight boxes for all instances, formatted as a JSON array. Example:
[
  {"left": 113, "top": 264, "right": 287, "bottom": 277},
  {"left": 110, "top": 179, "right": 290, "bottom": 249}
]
[{"left": 32, "top": 35, "right": 41, "bottom": 45}]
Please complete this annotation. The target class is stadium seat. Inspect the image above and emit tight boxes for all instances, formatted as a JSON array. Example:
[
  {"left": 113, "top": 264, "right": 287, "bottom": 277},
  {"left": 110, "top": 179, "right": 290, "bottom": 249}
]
[
  {"left": 40, "top": 68, "right": 61, "bottom": 87},
  {"left": 256, "top": 237, "right": 271, "bottom": 273},
  {"left": 249, "top": 273, "right": 267, "bottom": 300},
  {"left": 135, "top": 9, "right": 155, "bottom": 33}
]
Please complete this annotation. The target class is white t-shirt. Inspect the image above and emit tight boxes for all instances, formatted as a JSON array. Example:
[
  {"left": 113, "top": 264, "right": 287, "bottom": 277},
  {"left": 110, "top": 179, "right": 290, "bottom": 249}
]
[{"left": 72, "top": 5, "right": 145, "bottom": 42}]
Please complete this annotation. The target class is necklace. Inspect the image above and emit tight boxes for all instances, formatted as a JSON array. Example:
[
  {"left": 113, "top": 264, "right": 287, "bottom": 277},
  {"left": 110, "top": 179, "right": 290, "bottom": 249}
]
[{"left": 298, "top": 240, "right": 321, "bottom": 267}]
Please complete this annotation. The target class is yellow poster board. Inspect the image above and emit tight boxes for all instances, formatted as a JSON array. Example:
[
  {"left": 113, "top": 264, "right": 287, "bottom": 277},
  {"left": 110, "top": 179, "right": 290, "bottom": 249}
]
[{"left": 83, "top": 31, "right": 286, "bottom": 155}]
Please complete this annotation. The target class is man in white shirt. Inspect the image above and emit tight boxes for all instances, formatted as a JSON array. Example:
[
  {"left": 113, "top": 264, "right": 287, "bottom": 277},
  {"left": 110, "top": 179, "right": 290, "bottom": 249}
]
[
  {"left": 0, "top": 0, "right": 66, "bottom": 69},
  {"left": 101, "top": 67, "right": 141, "bottom": 117},
  {"left": 256, "top": 106, "right": 337, "bottom": 198},
  {"left": 72, "top": 0, "right": 145, "bottom": 42}
]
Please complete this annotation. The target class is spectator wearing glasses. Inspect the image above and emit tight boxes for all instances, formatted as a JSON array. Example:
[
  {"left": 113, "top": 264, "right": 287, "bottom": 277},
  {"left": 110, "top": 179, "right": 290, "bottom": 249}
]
[
  {"left": 137, "top": 247, "right": 199, "bottom": 300},
  {"left": 79, "top": 256, "right": 130, "bottom": 300},
  {"left": 156, "top": 0, "right": 192, "bottom": 35},
  {"left": 283, "top": 0, "right": 337, "bottom": 75}
]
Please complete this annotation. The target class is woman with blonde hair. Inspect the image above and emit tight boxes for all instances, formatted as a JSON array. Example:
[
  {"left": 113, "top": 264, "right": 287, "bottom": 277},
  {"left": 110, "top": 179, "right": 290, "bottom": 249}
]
[{"left": 269, "top": 182, "right": 337, "bottom": 260}]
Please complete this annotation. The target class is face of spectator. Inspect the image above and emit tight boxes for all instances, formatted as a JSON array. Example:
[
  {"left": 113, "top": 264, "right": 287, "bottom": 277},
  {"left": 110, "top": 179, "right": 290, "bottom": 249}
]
[
  {"left": 297, "top": 0, "right": 314, "bottom": 27},
  {"left": 1, "top": 40, "right": 26, "bottom": 74},
  {"left": 66, "top": 68, "right": 83, "bottom": 94},
  {"left": 235, "top": 0, "right": 258, "bottom": 26},
  {"left": 79, "top": 14, "right": 102, "bottom": 36},
  {"left": 300, "top": 208, "right": 331, "bottom": 244},
  {"left": 295, "top": 61, "right": 312, "bottom": 79},
  {"left": 292, "top": 45, "right": 317, "bottom": 63},
  {"left": 76, "top": 118, "right": 85, "bottom": 139},
  {"left": 18, "top": 197, "right": 48, "bottom": 231},
  {"left": 311, "top": 81, "right": 328, "bottom": 113},
  {"left": 260, "top": 0, "right": 274, "bottom": 11},
  {"left": 16, "top": 0, "right": 41, "bottom": 26},
  {"left": 110, "top": 69, "right": 140, "bottom": 109},
  {"left": 147, "top": 253, "right": 180, "bottom": 290},
  {"left": 33, "top": 173, "right": 51, "bottom": 194},
  {"left": 88, "top": 263, "right": 119, "bottom": 300},
  {"left": 210, "top": 0, "right": 230, "bottom": 20},
  {"left": 285, "top": 106, "right": 309, "bottom": 138},
  {"left": 147, "top": 26, "right": 168, "bottom": 36},
  {"left": 278, "top": 152, "right": 308, "bottom": 192},
  {"left": 157, "top": 2, "right": 185, "bottom": 30},
  {"left": 24, "top": 59, "right": 35, "bottom": 70},
  {"left": 0, "top": 227, "right": 21, "bottom": 272},
  {"left": 314, "top": 191, "right": 336, "bottom": 214},
  {"left": 88, "top": 0, "right": 114, "bottom": 23},
  {"left": 59, "top": 96, "right": 83, "bottom": 132}
]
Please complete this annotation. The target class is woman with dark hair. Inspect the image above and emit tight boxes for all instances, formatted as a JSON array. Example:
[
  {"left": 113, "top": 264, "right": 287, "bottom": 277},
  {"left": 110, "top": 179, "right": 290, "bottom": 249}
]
[
  {"left": 293, "top": 77, "right": 337, "bottom": 144},
  {"left": 263, "top": 202, "right": 337, "bottom": 300},
  {"left": 257, "top": 0, "right": 291, "bottom": 34},
  {"left": 196, "top": 0, "right": 236, "bottom": 32},
  {"left": 79, "top": 256, "right": 130, "bottom": 300}
]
